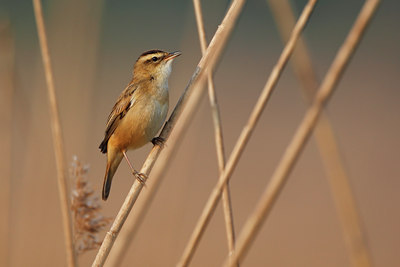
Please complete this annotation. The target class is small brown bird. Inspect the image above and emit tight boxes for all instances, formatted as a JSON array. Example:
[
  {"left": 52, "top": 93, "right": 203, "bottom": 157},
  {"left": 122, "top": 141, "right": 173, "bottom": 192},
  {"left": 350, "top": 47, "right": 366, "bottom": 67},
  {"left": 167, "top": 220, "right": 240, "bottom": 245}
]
[{"left": 99, "top": 50, "right": 181, "bottom": 200}]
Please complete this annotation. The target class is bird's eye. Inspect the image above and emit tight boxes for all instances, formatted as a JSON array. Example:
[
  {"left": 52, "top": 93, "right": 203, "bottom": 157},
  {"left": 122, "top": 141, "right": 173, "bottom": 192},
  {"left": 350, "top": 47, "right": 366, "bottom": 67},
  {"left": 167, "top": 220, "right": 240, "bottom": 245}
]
[{"left": 152, "top": 56, "right": 158, "bottom": 62}]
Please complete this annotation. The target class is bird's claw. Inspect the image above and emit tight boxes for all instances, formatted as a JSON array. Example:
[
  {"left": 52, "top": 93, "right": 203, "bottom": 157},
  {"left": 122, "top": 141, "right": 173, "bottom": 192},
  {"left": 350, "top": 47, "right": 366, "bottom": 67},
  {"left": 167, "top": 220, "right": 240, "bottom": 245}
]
[
  {"left": 151, "top": 136, "right": 165, "bottom": 148},
  {"left": 133, "top": 170, "right": 147, "bottom": 186}
]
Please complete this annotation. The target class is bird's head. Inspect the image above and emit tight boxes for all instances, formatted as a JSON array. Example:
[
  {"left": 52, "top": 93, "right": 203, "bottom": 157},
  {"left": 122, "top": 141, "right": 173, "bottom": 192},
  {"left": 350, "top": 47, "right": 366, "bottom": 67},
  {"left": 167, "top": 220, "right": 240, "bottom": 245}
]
[{"left": 133, "top": 50, "right": 181, "bottom": 83}]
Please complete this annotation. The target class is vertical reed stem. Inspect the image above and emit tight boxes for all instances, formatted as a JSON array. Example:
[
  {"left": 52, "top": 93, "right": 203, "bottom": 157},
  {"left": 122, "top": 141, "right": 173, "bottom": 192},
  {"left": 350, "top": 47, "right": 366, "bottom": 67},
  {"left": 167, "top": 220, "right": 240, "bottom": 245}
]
[
  {"left": 0, "top": 19, "right": 14, "bottom": 267},
  {"left": 193, "top": 0, "right": 238, "bottom": 265},
  {"left": 32, "top": 1, "right": 76, "bottom": 266}
]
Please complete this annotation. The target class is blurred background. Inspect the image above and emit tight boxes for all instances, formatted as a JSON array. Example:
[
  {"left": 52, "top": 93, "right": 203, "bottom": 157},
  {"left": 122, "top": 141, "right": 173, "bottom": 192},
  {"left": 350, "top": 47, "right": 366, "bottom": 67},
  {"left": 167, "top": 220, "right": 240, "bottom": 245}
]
[{"left": 1, "top": 0, "right": 399, "bottom": 266}]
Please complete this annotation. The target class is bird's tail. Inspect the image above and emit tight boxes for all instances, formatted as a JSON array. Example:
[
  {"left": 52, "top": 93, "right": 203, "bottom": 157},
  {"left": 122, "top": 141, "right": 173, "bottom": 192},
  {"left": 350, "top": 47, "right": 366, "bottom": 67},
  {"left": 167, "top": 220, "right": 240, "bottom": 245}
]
[{"left": 102, "top": 152, "right": 123, "bottom": 201}]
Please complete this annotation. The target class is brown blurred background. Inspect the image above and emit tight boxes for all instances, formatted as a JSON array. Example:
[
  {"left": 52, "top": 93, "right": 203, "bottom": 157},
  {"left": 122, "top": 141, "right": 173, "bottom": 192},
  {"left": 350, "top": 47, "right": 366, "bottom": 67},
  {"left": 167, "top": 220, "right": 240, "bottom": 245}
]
[{"left": 1, "top": 0, "right": 399, "bottom": 266}]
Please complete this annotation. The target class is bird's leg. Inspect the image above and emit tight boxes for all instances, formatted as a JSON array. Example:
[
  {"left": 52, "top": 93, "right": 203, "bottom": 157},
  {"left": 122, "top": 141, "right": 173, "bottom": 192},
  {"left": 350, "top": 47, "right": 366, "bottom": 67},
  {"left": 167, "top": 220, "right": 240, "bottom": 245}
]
[
  {"left": 122, "top": 150, "right": 147, "bottom": 185},
  {"left": 151, "top": 136, "right": 165, "bottom": 148}
]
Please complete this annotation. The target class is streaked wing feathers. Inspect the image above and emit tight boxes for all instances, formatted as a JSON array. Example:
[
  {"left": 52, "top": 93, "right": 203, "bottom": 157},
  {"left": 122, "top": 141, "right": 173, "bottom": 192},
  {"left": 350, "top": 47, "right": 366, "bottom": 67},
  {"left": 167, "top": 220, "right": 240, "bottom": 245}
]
[{"left": 99, "top": 83, "right": 138, "bottom": 153}]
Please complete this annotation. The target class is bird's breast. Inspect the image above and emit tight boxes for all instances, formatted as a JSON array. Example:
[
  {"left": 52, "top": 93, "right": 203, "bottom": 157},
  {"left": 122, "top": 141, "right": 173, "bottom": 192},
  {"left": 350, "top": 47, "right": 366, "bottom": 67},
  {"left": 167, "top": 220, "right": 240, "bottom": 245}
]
[
  {"left": 145, "top": 83, "right": 169, "bottom": 135},
  {"left": 119, "top": 87, "right": 168, "bottom": 149},
  {"left": 144, "top": 91, "right": 168, "bottom": 140}
]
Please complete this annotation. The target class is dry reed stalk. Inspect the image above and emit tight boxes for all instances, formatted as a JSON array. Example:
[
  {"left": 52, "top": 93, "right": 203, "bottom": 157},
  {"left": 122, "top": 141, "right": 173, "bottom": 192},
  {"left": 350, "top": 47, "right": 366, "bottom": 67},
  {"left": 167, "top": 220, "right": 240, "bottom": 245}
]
[
  {"left": 193, "top": 0, "right": 238, "bottom": 264},
  {"left": 92, "top": 0, "right": 247, "bottom": 266},
  {"left": 0, "top": 19, "right": 14, "bottom": 267},
  {"left": 223, "top": 0, "right": 381, "bottom": 265},
  {"left": 177, "top": 0, "right": 318, "bottom": 266},
  {"left": 32, "top": 1, "right": 77, "bottom": 266},
  {"left": 267, "top": 0, "right": 373, "bottom": 266}
]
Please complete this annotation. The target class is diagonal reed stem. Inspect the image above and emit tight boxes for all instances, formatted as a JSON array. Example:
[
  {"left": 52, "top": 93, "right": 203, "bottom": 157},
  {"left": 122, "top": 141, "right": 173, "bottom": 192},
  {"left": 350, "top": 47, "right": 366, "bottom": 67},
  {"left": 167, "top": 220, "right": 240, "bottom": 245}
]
[
  {"left": 193, "top": 0, "right": 238, "bottom": 265},
  {"left": 177, "top": 0, "right": 318, "bottom": 266},
  {"left": 105, "top": 84, "right": 205, "bottom": 267},
  {"left": 92, "top": 0, "right": 247, "bottom": 266},
  {"left": 32, "top": 0, "right": 77, "bottom": 266},
  {"left": 223, "top": 0, "right": 381, "bottom": 265},
  {"left": 267, "top": 0, "right": 373, "bottom": 266}
]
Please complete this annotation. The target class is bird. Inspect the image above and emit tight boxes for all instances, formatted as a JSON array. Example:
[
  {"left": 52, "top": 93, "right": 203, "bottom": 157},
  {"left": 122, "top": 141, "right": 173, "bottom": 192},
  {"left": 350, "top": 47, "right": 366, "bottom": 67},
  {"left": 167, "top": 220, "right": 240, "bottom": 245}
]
[{"left": 99, "top": 49, "right": 181, "bottom": 200}]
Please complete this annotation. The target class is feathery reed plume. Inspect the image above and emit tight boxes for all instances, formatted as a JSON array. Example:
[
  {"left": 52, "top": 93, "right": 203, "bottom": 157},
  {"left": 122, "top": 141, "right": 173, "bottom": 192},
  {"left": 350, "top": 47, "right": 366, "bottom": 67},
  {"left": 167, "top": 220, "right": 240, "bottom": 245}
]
[{"left": 70, "top": 156, "right": 111, "bottom": 254}]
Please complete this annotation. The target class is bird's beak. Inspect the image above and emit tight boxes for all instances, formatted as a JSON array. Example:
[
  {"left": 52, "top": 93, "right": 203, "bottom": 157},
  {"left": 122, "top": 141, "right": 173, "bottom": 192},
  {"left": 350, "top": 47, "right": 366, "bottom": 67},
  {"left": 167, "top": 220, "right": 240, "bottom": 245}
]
[{"left": 165, "top": 51, "right": 182, "bottom": 61}]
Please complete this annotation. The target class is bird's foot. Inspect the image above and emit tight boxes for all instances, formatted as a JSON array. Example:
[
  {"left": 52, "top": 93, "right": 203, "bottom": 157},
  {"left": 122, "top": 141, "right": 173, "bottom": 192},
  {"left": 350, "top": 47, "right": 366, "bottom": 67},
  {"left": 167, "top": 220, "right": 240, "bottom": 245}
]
[
  {"left": 133, "top": 170, "right": 147, "bottom": 186},
  {"left": 151, "top": 136, "right": 165, "bottom": 148}
]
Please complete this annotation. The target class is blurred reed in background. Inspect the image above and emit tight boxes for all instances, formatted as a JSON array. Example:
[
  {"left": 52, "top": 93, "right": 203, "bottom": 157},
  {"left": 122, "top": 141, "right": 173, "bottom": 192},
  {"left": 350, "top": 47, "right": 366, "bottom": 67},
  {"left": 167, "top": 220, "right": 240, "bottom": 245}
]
[{"left": 0, "top": 0, "right": 399, "bottom": 266}]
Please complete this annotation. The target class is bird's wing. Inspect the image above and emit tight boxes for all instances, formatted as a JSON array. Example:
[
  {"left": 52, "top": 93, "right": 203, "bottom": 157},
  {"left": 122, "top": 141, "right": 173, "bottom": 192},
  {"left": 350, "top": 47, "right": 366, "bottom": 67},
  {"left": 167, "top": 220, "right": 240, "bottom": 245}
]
[{"left": 99, "top": 82, "right": 139, "bottom": 153}]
